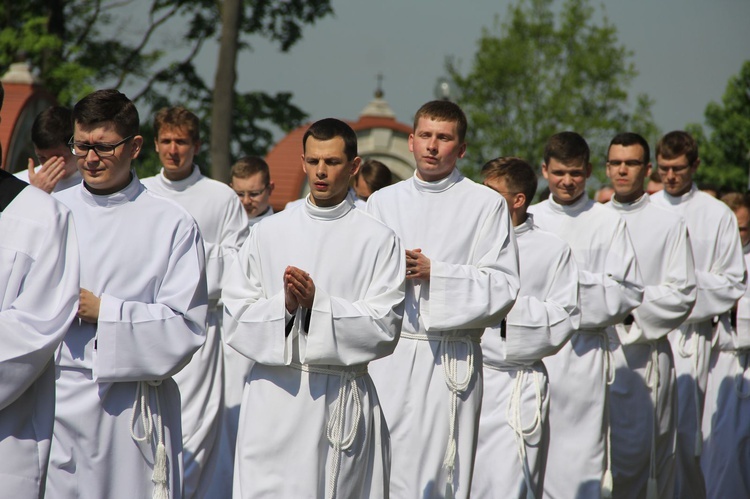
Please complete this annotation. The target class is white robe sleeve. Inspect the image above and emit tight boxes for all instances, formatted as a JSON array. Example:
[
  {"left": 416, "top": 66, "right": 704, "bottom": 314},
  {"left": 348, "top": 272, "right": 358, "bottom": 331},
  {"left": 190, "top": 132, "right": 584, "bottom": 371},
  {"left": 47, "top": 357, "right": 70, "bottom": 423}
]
[
  {"left": 421, "top": 204, "right": 520, "bottom": 332},
  {"left": 93, "top": 226, "right": 208, "bottom": 382},
  {"left": 223, "top": 228, "right": 292, "bottom": 366},
  {"left": 224, "top": 227, "right": 407, "bottom": 367},
  {"left": 298, "top": 236, "right": 406, "bottom": 366},
  {"left": 578, "top": 218, "right": 643, "bottom": 329},
  {"left": 503, "top": 245, "right": 580, "bottom": 362},
  {"left": 686, "top": 213, "right": 746, "bottom": 324},
  {"left": 0, "top": 198, "right": 79, "bottom": 410},
  {"left": 625, "top": 220, "right": 697, "bottom": 344},
  {"left": 203, "top": 197, "right": 249, "bottom": 299}
]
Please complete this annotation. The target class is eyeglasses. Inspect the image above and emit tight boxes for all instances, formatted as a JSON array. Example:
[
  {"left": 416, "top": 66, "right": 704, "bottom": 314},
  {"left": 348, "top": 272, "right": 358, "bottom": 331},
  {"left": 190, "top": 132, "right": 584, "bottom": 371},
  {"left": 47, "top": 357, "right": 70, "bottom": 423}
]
[
  {"left": 606, "top": 160, "right": 644, "bottom": 168},
  {"left": 234, "top": 186, "right": 269, "bottom": 199},
  {"left": 69, "top": 136, "right": 133, "bottom": 157},
  {"left": 657, "top": 164, "right": 692, "bottom": 174}
]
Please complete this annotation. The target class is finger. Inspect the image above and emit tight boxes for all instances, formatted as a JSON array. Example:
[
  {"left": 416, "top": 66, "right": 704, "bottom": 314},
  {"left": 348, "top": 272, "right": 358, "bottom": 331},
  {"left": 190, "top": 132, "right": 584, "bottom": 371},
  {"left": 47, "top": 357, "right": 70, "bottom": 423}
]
[{"left": 27, "top": 158, "right": 36, "bottom": 176}]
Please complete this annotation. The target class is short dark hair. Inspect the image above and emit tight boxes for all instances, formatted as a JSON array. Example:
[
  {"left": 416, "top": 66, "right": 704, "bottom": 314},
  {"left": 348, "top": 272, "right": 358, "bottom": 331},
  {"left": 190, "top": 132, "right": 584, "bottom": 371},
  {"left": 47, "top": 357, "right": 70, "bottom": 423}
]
[
  {"left": 656, "top": 130, "right": 699, "bottom": 166},
  {"left": 481, "top": 157, "right": 537, "bottom": 208},
  {"left": 302, "top": 118, "right": 358, "bottom": 161},
  {"left": 721, "top": 192, "right": 750, "bottom": 212},
  {"left": 544, "top": 131, "right": 590, "bottom": 167},
  {"left": 231, "top": 156, "right": 270, "bottom": 185},
  {"left": 72, "top": 89, "right": 139, "bottom": 138},
  {"left": 153, "top": 106, "right": 200, "bottom": 143},
  {"left": 32, "top": 106, "right": 73, "bottom": 149},
  {"left": 608, "top": 132, "right": 650, "bottom": 166},
  {"left": 356, "top": 159, "right": 393, "bottom": 194},
  {"left": 413, "top": 100, "right": 468, "bottom": 143}
]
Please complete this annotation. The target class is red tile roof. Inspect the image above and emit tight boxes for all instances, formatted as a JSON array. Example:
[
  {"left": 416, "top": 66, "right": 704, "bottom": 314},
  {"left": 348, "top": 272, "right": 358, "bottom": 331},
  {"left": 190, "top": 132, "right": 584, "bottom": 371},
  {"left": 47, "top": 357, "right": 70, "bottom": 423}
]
[{"left": 266, "top": 115, "right": 412, "bottom": 211}]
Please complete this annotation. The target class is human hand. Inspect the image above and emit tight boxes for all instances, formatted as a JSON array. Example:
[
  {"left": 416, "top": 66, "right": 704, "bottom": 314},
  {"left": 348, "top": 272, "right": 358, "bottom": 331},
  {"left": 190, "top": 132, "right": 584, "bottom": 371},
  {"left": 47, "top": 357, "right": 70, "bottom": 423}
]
[
  {"left": 284, "top": 266, "right": 316, "bottom": 311},
  {"left": 28, "top": 156, "right": 66, "bottom": 193},
  {"left": 405, "top": 248, "right": 430, "bottom": 281},
  {"left": 78, "top": 288, "right": 101, "bottom": 323}
]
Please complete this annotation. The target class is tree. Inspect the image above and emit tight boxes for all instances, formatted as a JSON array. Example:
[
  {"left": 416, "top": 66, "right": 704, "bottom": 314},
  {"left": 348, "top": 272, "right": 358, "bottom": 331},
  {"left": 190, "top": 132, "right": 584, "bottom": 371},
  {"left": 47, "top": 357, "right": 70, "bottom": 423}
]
[
  {"left": 686, "top": 60, "right": 750, "bottom": 192},
  {"left": 0, "top": 0, "right": 332, "bottom": 179},
  {"left": 446, "top": 0, "right": 658, "bottom": 185}
]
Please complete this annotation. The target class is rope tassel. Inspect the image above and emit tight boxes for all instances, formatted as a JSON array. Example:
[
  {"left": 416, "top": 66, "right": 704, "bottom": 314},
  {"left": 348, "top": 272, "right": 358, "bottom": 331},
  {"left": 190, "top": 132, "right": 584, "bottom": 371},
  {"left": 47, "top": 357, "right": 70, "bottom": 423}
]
[{"left": 130, "top": 380, "right": 169, "bottom": 499}]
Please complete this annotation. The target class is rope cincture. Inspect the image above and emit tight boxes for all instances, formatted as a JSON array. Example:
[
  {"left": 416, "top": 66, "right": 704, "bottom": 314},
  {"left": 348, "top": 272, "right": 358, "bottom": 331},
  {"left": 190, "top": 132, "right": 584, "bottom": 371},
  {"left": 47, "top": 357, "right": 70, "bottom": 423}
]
[
  {"left": 599, "top": 331, "right": 616, "bottom": 499},
  {"left": 401, "top": 331, "right": 479, "bottom": 497},
  {"left": 677, "top": 328, "right": 703, "bottom": 456},
  {"left": 289, "top": 362, "right": 367, "bottom": 499},
  {"left": 130, "top": 380, "right": 168, "bottom": 499},
  {"left": 644, "top": 343, "right": 660, "bottom": 499},
  {"left": 484, "top": 363, "right": 543, "bottom": 499}
]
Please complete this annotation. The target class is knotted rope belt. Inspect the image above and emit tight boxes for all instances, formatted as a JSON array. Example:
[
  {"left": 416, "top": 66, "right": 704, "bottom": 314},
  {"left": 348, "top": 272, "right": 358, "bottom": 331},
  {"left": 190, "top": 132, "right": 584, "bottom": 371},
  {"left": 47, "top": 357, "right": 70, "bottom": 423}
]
[
  {"left": 130, "top": 380, "right": 169, "bottom": 499},
  {"left": 289, "top": 361, "right": 368, "bottom": 499},
  {"left": 401, "top": 331, "right": 480, "bottom": 498},
  {"left": 484, "top": 363, "right": 544, "bottom": 499}
]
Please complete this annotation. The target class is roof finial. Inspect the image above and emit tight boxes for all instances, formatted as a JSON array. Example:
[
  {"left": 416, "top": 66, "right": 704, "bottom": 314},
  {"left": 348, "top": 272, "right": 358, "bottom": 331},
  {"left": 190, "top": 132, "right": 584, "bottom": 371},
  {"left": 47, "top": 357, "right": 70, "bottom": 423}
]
[{"left": 375, "top": 73, "right": 384, "bottom": 99}]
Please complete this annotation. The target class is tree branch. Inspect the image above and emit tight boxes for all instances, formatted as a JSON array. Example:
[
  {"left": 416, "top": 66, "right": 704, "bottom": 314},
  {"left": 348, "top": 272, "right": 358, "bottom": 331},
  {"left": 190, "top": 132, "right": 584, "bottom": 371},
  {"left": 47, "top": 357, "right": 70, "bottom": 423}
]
[
  {"left": 129, "top": 36, "right": 205, "bottom": 103},
  {"left": 114, "top": 0, "right": 180, "bottom": 88}
]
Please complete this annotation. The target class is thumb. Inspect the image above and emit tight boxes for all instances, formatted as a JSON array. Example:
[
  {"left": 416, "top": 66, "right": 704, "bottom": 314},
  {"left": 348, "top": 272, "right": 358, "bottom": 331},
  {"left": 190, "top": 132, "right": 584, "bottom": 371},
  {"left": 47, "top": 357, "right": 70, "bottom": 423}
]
[{"left": 27, "top": 158, "right": 36, "bottom": 176}]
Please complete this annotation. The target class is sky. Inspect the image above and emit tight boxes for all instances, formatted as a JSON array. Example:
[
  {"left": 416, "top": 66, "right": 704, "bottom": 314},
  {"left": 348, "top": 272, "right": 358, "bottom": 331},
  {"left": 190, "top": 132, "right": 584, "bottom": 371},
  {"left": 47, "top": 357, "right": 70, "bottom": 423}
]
[{"left": 141, "top": 0, "right": 749, "bottom": 140}]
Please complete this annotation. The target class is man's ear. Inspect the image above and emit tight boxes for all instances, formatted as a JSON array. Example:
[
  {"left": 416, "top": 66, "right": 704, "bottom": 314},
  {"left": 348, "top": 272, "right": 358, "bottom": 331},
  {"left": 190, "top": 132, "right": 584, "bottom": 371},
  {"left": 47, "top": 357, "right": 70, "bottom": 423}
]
[
  {"left": 457, "top": 142, "right": 467, "bottom": 159},
  {"left": 131, "top": 136, "right": 144, "bottom": 159},
  {"left": 514, "top": 192, "right": 527, "bottom": 211},
  {"left": 350, "top": 156, "right": 362, "bottom": 177},
  {"left": 541, "top": 163, "right": 549, "bottom": 180}
]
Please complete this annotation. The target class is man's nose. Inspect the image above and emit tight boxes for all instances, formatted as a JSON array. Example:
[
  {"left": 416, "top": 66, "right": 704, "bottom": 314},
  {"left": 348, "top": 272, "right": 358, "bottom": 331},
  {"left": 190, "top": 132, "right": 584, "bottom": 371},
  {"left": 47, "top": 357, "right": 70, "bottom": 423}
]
[{"left": 85, "top": 148, "right": 99, "bottom": 162}]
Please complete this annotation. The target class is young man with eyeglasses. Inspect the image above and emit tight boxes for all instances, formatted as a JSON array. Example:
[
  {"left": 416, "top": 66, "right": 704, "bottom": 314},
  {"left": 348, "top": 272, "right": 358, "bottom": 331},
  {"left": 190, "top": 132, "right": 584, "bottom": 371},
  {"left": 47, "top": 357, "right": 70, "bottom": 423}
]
[
  {"left": 47, "top": 89, "right": 208, "bottom": 499},
  {"left": 0, "top": 83, "right": 80, "bottom": 499},
  {"left": 650, "top": 130, "right": 746, "bottom": 499},
  {"left": 605, "top": 132, "right": 697, "bottom": 498},
  {"left": 141, "top": 106, "right": 248, "bottom": 499},
  {"left": 528, "top": 131, "right": 643, "bottom": 499},
  {"left": 472, "top": 157, "right": 580, "bottom": 499},
  {"left": 14, "top": 106, "right": 82, "bottom": 193},
  {"left": 229, "top": 156, "right": 275, "bottom": 225}
]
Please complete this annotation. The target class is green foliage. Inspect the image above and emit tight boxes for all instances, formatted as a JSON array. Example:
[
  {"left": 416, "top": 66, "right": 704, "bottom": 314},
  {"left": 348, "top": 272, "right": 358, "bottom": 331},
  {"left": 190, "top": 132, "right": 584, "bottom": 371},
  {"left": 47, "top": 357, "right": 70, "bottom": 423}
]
[
  {"left": 687, "top": 60, "right": 750, "bottom": 192},
  {"left": 0, "top": 0, "right": 333, "bottom": 178},
  {"left": 446, "top": 0, "right": 659, "bottom": 184}
]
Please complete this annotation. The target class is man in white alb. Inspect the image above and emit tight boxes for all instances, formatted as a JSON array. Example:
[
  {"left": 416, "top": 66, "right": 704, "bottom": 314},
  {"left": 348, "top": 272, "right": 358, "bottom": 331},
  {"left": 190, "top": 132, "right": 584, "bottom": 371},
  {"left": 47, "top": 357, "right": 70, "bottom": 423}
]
[
  {"left": 605, "top": 132, "right": 696, "bottom": 499},
  {"left": 700, "top": 192, "right": 750, "bottom": 499},
  {"left": 142, "top": 106, "right": 248, "bottom": 498},
  {"left": 0, "top": 83, "right": 80, "bottom": 499},
  {"left": 229, "top": 155, "right": 275, "bottom": 226},
  {"left": 366, "top": 100, "right": 520, "bottom": 499},
  {"left": 650, "top": 130, "right": 745, "bottom": 499},
  {"left": 223, "top": 118, "right": 405, "bottom": 498},
  {"left": 528, "top": 131, "right": 643, "bottom": 499},
  {"left": 46, "top": 89, "right": 208, "bottom": 499},
  {"left": 473, "top": 157, "right": 580, "bottom": 499}
]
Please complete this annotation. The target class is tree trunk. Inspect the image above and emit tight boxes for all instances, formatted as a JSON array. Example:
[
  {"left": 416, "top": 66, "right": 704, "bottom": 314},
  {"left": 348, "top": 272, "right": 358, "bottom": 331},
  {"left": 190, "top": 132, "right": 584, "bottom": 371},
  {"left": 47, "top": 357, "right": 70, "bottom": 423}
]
[{"left": 210, "top": 0, "right": 242, "bottom": 182}]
